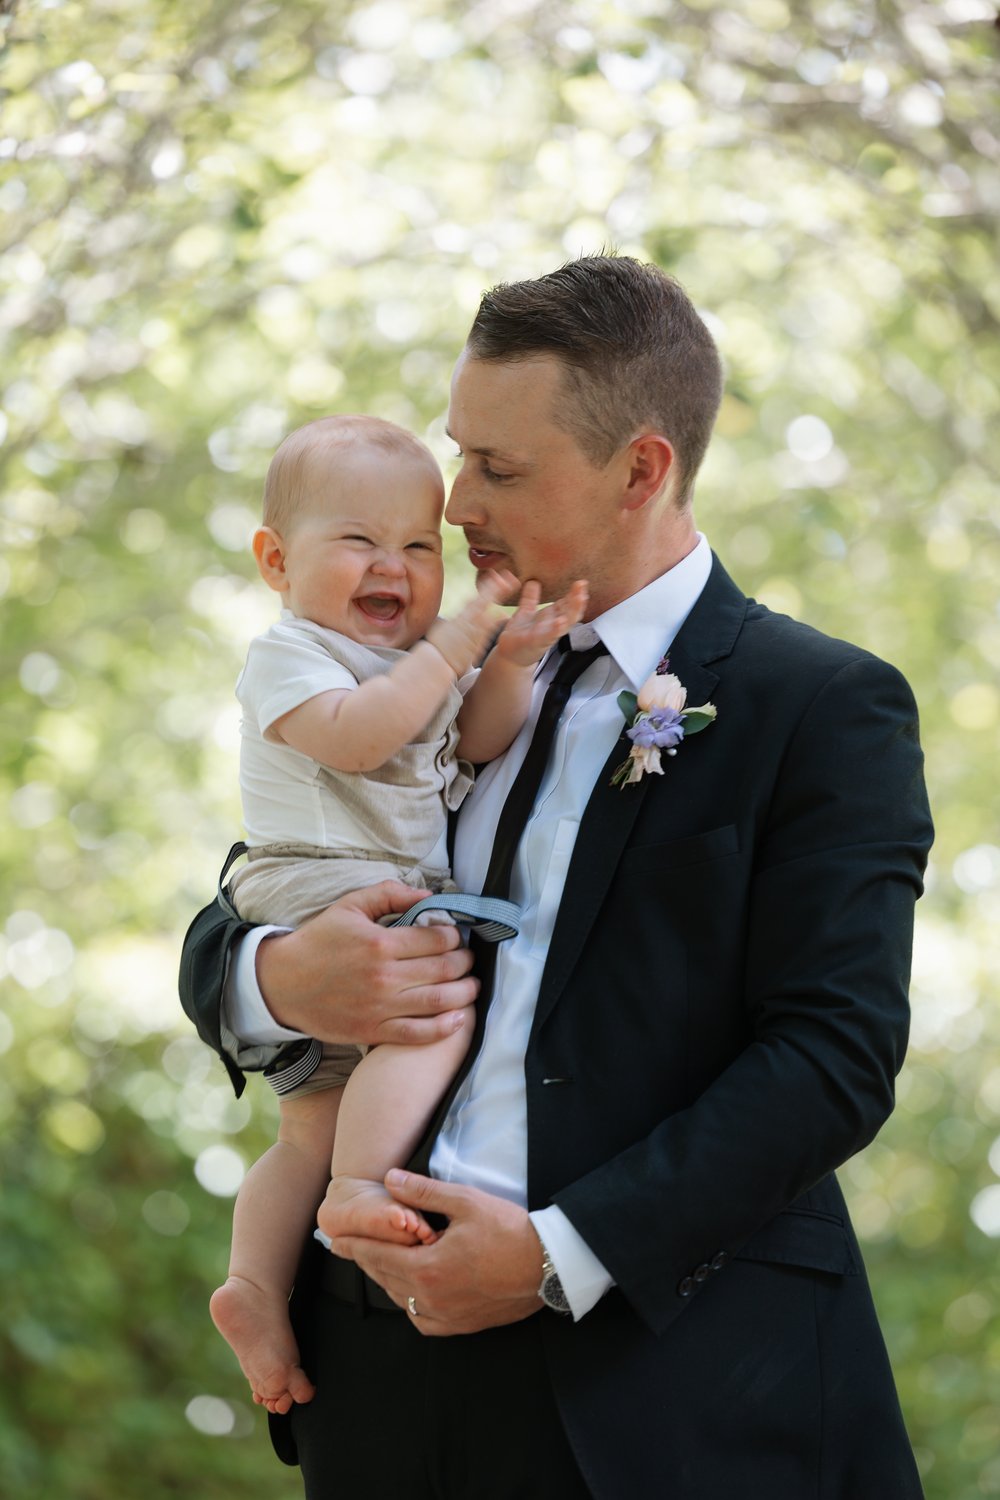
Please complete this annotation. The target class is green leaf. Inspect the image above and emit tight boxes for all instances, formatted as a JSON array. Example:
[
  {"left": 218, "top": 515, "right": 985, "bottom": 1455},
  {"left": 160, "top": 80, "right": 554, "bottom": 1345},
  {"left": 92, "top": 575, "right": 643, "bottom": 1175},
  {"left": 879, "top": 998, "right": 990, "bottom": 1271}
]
[
  {"left": 681, "top": 711, "right": 716, "bottom": 736},
  {"left": 617, "top": 690, "right": 638, "bottom": 723}
]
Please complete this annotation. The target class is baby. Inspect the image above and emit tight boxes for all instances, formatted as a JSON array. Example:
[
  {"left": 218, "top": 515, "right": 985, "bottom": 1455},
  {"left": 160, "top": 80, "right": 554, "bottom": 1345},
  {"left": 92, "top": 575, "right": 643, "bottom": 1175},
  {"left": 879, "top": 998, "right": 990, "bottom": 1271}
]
[{"left": 209, "top": 414, "right": 586, "bottom": 1416}]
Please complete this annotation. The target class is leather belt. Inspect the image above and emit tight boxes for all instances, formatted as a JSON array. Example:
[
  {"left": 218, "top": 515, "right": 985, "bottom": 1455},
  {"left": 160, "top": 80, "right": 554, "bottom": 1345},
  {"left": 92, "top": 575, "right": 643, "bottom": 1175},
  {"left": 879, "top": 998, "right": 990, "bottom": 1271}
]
[{"left": 319, "top": 1251, "right": 403, "bottom": 1313}]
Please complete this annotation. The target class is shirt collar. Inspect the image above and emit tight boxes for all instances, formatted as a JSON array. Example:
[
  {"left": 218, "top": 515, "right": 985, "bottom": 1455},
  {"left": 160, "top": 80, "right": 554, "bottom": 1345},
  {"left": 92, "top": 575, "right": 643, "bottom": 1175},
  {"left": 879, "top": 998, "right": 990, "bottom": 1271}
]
[{"left": 566, "top": 533, "right": 713, "bottom": 689}]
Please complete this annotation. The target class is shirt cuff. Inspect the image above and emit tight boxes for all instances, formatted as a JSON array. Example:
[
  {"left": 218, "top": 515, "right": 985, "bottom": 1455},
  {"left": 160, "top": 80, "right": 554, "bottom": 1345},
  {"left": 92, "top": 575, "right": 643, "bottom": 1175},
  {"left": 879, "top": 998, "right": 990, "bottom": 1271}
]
[
  {"left": 529, "top": 1205, "right": 615, "bottom": 1322},
  {"left": 222, "top": 925, "right": 307, "bottom": 1046}
]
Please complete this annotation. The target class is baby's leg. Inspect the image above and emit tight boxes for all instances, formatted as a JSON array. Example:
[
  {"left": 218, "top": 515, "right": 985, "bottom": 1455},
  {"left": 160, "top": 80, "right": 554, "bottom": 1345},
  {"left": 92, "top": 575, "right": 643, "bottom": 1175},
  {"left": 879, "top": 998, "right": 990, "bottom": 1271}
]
[
  {"left": 317, "top": 1008, "right": 474, "bottom": 1245},
  {"left": 211, "top": 1088, "right": 341, "bottom": 1414}
]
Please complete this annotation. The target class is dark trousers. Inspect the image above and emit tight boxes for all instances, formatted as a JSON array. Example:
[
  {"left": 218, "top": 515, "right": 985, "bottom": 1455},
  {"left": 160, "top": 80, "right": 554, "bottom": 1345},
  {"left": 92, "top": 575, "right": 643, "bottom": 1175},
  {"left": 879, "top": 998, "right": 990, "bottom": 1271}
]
[{"left": 277, "top": 1278, "right": 594, "bottom": 1500}]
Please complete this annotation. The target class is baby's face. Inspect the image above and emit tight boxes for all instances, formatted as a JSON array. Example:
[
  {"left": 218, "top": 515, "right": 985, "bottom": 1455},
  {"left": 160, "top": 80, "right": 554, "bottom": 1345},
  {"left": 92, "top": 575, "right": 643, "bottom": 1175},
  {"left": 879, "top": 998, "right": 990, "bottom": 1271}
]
[{"left": 281, "top": 443, "right": 446, "bottom": 650}]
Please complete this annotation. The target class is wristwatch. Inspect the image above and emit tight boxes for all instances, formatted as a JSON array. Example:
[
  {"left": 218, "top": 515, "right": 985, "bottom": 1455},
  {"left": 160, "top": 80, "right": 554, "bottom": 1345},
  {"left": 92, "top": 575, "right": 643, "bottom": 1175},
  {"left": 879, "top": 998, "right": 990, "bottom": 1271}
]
[{"left": 537, "top": 1243, "right": 572, "bottom": 1316}]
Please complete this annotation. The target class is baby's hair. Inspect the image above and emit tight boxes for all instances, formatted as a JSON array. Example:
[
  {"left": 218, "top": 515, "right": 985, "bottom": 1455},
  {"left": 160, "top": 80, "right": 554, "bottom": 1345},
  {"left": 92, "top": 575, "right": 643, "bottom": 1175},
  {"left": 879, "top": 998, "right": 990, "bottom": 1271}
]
[{"left": 262, "top": 414, "right": 441, "bottom": 533}]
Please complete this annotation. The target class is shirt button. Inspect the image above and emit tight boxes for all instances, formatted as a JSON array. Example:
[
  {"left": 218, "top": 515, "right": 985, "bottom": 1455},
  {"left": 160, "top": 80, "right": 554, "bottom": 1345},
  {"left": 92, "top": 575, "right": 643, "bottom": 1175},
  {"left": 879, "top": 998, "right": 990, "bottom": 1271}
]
[
  {"left": 678, "top": 1277, "right": 695, "bottom": 1298},
  {"left": 710, "top": 1252, "right": 728, "bottom": 1272},
  {"left": 694, "top": 1263, "right": 710, "bottom": 1282}
]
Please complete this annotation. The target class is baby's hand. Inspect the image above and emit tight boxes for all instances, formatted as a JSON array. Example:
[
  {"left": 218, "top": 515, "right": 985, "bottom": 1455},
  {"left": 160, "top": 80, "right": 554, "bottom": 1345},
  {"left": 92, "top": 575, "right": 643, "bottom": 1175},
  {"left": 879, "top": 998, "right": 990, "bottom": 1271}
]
[
  {"left": 494, "top": 579, "right": 589, "bottom": 668},
  {"left": 426, "top": 569, "right": 520, "bottom": 678}
]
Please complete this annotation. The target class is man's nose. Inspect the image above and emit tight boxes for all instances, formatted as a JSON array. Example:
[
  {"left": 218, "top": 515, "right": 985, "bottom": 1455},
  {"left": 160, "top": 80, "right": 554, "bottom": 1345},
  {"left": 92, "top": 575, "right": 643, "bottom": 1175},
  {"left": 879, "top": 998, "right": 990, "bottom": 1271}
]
[{"left": 445, "top": 473, "right": 484, "bottom": 528}]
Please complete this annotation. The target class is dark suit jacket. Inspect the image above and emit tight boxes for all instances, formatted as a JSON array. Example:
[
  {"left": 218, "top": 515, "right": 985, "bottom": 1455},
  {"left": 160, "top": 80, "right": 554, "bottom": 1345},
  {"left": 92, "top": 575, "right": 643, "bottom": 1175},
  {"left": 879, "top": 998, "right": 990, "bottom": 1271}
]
[{"left": 180, "top": 557, "right": 933, "bottom": 1498}]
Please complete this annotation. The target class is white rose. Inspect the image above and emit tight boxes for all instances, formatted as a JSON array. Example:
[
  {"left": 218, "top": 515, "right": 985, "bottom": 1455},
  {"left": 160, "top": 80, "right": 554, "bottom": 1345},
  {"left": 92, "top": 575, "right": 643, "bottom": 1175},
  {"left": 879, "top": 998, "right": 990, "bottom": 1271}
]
[{"left": 637, "top": 671, "right": 687, "bottom": 713}]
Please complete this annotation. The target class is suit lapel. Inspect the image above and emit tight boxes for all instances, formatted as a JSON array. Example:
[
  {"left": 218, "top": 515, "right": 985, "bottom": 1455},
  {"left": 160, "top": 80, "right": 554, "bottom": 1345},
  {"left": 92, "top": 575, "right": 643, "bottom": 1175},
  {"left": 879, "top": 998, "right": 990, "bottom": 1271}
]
[{"left": 531, "top": 554, "right": 747, "bottom": 1037}]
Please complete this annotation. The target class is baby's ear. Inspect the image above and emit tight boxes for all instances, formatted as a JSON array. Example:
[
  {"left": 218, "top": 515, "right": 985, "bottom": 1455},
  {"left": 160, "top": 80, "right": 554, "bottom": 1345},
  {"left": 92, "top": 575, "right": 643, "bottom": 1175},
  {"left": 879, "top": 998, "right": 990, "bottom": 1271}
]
[{"left": 252, "top": 526, "right": 289, "bottom": 591}]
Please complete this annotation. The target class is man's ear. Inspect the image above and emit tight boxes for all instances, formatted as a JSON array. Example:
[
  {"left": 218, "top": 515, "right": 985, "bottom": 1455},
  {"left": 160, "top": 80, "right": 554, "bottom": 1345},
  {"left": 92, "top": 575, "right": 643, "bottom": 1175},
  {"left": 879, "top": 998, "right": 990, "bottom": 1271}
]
[
  {"left": 252, "top": 526, "right": 290, "bottom": 592},
  {"left": 621, "top": 433, "right": 675, "bottom": 511}
]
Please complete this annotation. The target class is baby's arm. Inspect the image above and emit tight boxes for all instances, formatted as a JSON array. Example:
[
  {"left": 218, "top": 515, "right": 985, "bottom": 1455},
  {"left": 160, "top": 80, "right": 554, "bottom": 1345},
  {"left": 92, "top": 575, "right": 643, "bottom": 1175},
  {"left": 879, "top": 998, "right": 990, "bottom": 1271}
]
[
  {"left": 270, "top": 572, "right": 516, "bottom": 773},
  {"left": 457, "top": 580, "right": 589, "bottom": 764}
]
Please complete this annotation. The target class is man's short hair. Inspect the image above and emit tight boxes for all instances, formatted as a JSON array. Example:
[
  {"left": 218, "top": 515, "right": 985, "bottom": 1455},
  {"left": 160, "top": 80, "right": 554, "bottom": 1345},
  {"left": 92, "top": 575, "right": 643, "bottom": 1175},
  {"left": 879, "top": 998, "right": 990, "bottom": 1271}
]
[
  {"left": 467, "top": 254, "right": 723, "bottom": 505},
  {"left": 263, "top": 414, "right": 441, "bottom": 533}
]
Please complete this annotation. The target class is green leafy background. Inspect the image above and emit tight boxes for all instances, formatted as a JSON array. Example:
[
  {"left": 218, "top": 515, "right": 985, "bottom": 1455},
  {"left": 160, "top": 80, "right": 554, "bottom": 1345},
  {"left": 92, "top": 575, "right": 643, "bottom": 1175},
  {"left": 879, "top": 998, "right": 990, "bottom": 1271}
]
[{"left": 2, "top": 2, "right": 998, "bottom": 1494}]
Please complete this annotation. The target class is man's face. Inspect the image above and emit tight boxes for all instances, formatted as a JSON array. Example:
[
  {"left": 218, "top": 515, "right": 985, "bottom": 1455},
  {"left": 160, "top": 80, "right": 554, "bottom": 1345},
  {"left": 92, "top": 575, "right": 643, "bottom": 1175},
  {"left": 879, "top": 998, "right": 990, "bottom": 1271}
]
[{"left": 445, "top": 350, "right": 626, "bottom": 617}]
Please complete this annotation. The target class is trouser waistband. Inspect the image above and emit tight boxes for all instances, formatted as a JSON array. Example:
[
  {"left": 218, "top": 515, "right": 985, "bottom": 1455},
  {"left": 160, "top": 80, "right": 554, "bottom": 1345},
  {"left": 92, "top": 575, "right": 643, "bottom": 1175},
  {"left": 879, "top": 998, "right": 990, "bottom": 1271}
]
[{"left": 318, "top": 1250, "right": 403, "bottom": 1313}]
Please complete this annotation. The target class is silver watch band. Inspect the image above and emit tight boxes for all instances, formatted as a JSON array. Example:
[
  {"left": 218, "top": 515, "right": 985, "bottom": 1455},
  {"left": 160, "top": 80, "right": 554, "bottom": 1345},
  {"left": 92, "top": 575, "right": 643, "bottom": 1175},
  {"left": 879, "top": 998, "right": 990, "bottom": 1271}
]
[{"left": 538, "top": 1244, "right": 572, "bottom": 1315}]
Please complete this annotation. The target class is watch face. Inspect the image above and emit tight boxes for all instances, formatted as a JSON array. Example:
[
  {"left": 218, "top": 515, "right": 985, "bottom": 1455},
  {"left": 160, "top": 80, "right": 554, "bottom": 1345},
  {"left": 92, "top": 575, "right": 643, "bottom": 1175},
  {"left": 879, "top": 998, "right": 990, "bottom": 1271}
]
[
  {"left": 542, "top": 1269, "right": 571, "bottom": 1314},
  {"left": 538, "top": 1247, "right": 571, "bottom": 1313}
]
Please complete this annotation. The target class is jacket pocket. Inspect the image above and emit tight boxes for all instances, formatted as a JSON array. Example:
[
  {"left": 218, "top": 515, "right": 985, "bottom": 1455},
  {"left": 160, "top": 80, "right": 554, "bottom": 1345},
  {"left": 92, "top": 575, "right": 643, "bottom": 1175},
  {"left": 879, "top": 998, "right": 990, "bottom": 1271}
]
[
  {"left": 735, "top": 1207, "right": 859, "bottom": 1277},
  {"left": 618, "top": 823, "right": 739, "bottom": 875}
]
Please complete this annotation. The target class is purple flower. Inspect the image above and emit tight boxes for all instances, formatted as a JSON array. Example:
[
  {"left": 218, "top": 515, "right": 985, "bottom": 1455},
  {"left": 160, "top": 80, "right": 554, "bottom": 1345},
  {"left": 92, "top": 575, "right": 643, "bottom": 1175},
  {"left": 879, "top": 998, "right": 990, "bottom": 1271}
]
[{"left": 627, "top": 707, "right": 685, "bottom": 750}]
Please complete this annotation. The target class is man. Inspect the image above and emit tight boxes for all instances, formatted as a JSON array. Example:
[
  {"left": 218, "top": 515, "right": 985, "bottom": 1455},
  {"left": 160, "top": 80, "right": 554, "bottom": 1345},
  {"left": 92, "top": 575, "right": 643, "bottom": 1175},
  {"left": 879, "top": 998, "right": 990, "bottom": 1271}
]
[{"left": 181, "top": 255, "right": 932, "bottom": 1498}]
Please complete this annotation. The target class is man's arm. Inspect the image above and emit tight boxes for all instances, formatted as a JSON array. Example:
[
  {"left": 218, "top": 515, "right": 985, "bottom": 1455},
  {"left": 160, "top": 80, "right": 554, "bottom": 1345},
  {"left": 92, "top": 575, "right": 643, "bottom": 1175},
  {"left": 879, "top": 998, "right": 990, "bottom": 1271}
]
[
  {"left": 254, "top": 886, "right": 480, "bottom": 1040},
  {"left": 552, "top": 655, "right": 932, "bottom": 1334},
  {"left": 179, "top": 880, "right": 481, "bottom": 1095},
  {"left": 178, "top": 893, "right": 256, "bottom": 1097}
]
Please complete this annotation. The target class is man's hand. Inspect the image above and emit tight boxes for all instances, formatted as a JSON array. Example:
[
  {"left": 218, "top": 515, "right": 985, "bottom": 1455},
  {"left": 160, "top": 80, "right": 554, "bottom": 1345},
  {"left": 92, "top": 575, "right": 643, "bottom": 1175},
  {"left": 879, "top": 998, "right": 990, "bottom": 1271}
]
[
  {"left": 256, "top": 882, "right": 478, "bottom": 1046},
  {"left": 327, "top": 1170, "right": 545, "bottom": 1336}
]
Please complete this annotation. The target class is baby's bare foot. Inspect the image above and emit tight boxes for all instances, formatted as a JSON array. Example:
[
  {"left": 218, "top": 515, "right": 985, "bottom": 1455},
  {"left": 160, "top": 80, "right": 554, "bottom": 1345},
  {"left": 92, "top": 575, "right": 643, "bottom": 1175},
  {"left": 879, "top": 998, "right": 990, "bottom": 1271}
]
[
  {"left": 317, "top": 1175, "right": 437, "bottom": 1246},
  {"left": 210, "top": 1275, "right": 315, "bottom": 1414}
]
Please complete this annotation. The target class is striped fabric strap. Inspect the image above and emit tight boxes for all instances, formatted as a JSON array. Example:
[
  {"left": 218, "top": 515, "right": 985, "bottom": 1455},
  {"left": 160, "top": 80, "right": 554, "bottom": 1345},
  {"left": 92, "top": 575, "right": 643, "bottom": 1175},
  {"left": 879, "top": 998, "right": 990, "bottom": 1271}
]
[
  {"left": 264, "top": 1038, "right": 325, "bottom": 1097},
  {"left": 386, "top": 892, "right": 521, "bottom": 943}
]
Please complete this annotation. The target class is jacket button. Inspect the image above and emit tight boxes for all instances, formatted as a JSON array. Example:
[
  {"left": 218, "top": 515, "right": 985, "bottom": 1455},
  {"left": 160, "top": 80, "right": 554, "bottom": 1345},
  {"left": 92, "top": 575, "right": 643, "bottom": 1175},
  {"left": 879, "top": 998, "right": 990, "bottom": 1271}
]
[
  {"left": 694, "top": 1263, "right": 710, "bottom": 1282},
  {"left": 710, "top": 1251, "right": 728, "bottom": 1272},
  {"left": 677, "top": 1277, "right": 695, "bottom": 1298}
]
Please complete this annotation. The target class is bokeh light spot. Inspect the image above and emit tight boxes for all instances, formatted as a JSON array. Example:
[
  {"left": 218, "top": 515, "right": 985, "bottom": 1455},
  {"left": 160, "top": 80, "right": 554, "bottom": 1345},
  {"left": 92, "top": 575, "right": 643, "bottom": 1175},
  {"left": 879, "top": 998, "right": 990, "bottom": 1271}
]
[
  {"left": 949, "top": 683, "right": 998, "bottom": 731},
  {"left": 969, "top": 1184, "right": 1000, "bottom": 1237},
  {"left": 194, "top": 1144, "right": 246, "bottom": 1197},
  {"left": 142, "top": 1190, "right": 191, "bottom": 1236},
  {"left": 185, "top": 1394, "right": 236, "bottom": 1436},
  {"left": 44, "top": 1099, "right": 106, "bottom": 1155}
]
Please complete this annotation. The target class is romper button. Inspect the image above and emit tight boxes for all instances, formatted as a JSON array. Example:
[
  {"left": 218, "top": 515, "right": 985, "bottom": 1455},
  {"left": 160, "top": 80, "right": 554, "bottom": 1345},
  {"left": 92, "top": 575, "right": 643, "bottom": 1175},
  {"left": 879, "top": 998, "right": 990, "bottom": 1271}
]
[
  {"left": 694, "top": 1263, "right": 710, "bottom": 1282},
  {"left": 710, "top": 1251, "right": 728, "bottom": 1272},
  {"left": 678, "top": 1277, "right": 695, "bottom": 1298}
]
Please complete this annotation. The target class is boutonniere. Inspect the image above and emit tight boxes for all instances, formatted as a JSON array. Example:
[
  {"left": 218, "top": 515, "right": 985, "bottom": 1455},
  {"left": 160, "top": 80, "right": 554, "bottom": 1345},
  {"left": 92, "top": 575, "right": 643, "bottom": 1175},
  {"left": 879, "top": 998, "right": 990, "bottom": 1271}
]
[{"left": 610, "top": 656, "right": 717, "bottom": 787}]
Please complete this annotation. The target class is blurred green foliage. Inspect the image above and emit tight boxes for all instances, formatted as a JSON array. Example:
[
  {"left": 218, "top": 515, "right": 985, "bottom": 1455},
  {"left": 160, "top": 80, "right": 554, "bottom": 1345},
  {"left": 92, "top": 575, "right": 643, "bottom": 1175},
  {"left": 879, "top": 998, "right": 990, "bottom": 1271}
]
[{"left": 1, "top": 1, "right": 998, "bottom": 1495}]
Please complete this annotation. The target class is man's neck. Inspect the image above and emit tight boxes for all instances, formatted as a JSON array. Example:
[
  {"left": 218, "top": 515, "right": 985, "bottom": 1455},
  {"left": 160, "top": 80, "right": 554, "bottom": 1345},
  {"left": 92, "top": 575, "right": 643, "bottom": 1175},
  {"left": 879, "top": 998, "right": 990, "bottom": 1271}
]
[{"left": 583, "top": 511, "right": 700, "bottom": 621}]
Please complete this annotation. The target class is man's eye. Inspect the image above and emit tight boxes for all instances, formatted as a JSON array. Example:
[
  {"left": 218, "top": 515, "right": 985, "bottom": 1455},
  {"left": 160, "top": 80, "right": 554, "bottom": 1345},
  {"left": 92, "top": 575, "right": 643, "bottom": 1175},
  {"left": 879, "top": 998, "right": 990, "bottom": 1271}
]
[{"left": 451, "top": 445, "right": 512, "bottom": 482}]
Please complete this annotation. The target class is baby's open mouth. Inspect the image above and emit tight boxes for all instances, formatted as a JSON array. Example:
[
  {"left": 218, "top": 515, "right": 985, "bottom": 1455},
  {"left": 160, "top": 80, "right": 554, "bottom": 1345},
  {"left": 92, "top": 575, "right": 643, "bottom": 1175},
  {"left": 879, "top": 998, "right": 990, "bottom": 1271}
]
[{"left": 356, "top": 594, "right": 404, "bottom": 622}]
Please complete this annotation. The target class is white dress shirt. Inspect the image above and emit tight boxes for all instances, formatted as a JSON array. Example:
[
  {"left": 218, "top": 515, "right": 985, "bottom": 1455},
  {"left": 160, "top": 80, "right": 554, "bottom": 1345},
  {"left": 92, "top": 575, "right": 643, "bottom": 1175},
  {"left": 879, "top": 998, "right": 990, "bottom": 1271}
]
[{"left": 225, "top": 536, "right": 713, "bottom": 1318}]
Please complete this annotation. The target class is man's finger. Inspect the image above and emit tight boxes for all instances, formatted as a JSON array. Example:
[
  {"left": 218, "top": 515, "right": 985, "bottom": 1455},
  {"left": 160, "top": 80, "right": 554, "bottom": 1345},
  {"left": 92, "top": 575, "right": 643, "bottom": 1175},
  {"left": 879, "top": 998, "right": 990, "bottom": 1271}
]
[
  {"left": 328, "top": 1237, "right": 461, "bottom": 1335},
  {"left": 373, "top": 1004, "right": 477, "bottom": 1046},
  {"left": 384, "top": 1169, "right": 471, "bottom": 1217},
  {"left": 336, "top": 879, "right": 437, "bottom": 923},
  {"left": 380, "top": 920, "right": 468, "bottom": 963},
  {"left": 393, "top": 944, "right": 478, "bottom": 994},
  {"left": 328, "top": 1235, "right": 414, "bottom": 1297},
  {"left": 406, "top": 1310, "right": 451, "bottom": 1337}
]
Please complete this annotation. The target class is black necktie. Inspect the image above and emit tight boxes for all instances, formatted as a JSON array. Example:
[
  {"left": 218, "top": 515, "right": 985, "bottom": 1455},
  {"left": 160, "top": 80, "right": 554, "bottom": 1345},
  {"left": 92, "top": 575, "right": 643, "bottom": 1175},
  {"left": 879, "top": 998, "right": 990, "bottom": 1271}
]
[
  {"left": 481, "top": 636, "right": 610, "bottom": 902},
  {"left": 407, "top": 635, "right": 608, "bottom": 1174}
]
